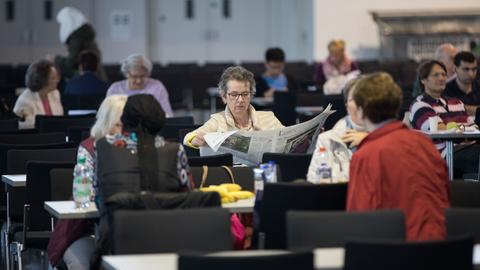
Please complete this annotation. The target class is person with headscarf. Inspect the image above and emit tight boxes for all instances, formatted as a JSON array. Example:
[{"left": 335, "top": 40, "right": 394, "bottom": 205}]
[{"left": 55, "top": 6, "right": 107, "bottom": 81}]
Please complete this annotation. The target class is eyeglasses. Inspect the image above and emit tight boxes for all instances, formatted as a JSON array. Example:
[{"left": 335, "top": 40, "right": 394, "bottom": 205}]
[{"left": 227, "top": 92, "right": 251, "bottom": 99}]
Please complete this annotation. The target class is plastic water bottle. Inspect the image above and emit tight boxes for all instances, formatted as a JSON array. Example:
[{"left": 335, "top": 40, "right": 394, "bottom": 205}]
[
  {"left": 253, "top": 168, "right": 264, "bottom": 201},
  {"left": 72, "top": 156, "right": 92, "bottom": 208},
  {"left": 315, "top": 147, "right": 332, "bottom": 184},
  {"left": 261, "top": 161, "right": 277, "bottom": 183}
]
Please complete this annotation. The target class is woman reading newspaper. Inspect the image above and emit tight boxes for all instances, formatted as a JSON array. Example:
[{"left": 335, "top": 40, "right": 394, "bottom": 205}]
[{"left": 183, "top": 66, "right": 284, "bottom": 148}]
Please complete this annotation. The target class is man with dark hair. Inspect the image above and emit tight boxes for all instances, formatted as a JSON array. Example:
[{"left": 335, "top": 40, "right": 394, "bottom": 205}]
[
  {"left": 254, "top": 47, "right": 298, "bottom": 97},
  {"left": 445, "top": 51, "right": 480, "bottom": 116},
  {"left": 347, "top": 72, "right": 450, "bottom": 241},
  {"left": 64, "top": 50, "right": 110, "bottom": 96}
]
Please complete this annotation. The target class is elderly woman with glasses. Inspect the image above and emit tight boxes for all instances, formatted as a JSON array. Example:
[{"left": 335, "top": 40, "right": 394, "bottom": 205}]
[
  {"left": 184, "top": 66, "right": 284, "bottom": 148},
  {"left": 106, "top": 54, "right": 174, "bottom": 117}
]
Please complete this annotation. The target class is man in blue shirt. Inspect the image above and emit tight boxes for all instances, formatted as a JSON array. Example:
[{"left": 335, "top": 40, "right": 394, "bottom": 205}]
[
  {"left": 255, "top": 47, "right": 298, "bottom": 98},
  {"left": 64, "top": 50, "right": 110, "bottom": 96}
]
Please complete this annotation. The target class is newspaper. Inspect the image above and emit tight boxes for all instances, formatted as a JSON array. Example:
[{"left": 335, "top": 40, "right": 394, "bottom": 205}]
[{"left": 200, "top": 104, "right": 335, "bottom": 166}]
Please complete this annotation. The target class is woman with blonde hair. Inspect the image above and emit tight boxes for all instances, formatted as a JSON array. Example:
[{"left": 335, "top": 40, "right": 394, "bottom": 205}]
[
  {"left": 313, "top": 39, "right": 359, "bottom": 92},
  {"left": 47, "top": 94, "right": 127, "bottom": 270}
]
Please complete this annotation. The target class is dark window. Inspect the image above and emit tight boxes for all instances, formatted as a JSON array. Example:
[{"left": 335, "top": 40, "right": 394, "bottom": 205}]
[
  {"left": 44, "top": 0, "right": 52, "bottom": 21},
  {"left": 186, "top": 0, "right": 194, "bottom": 19},
  {"left": 5, "top": 0, "right": 14, "bottom": 21},
  {"left": 222, "top": 0, "right": 230, "bottom": 18}
]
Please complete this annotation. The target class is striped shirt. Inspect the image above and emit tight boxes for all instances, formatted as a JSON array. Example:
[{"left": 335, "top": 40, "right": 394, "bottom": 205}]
[{"left": 409, "top": 94, "right": 473, "bottom": 132}]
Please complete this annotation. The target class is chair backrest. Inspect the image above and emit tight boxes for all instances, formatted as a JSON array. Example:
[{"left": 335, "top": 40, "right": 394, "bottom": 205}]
[
  {"left": 178, "top": 128, "right": 199, "bottom": 157},
  {"left": 0, "top": 119, "right": 18, "bottom": 132},
  {"left": 25, "top": 161, "right": 76, "bottom": 232},
  {"left": 49, "top": 168, "right": 75, "bottom": 201},
  {"left": 165, "top": 116, "right": 194, "bottom": 125},
  {"left": 178, "top": 251, "right": 314, "bottom": 270},
  {"left": 343, "top": 236, "right": 474, "bottom": 270},
  {"left": 259, "top": 182, "right": 347, "bottom": 249},
  {"left": 446, "top": 208, "right": 480, "bottom": 243},
  {"left": 188, "top": 153, "right": 233, "bottom": 167},
  {"left": 0, "top": 128, "right": 38, "bottom": 135},
  {"left": 35, "top": 115, "right": 95, "bottom": 133},
  {"left": 62, "top": 95, "right": 105, "bottom": 111},
  {"left": 7, "top": 148, "right": 77, "bottom": 174},
  {"left": 160, "top": 124, "right": 201, "bottom": 141},
  {"left": 112, "top": 208, "right": 232, "bottom": 254},
  {"left": 3, "top": 144, "right": 75, "bottom": 218},
  {"left": 262, "top": 153, "right": 312, "bottom": 182},
  {"left": 287, "top": 210, "right": 405, "bottom": 249},
  {"left": 321, "top": 94, "right": 346, "bottom": 131},
  {"left": 67, "top": 126, "right": 91, "bottom": 145},
  {"left": 450, "top": 181, "right": 480, "bottom": 207},
  {"left": 273, "top": 92, "right": 297, "bottom": 126},
  {"left": 190, "top": 166, "right": 256, "bottom": 190},
  {"left": 0, "top": 132, "right": 66, "bottom": 144}
]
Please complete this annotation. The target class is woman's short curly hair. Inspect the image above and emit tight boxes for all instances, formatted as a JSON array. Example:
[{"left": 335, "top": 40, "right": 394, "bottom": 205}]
[
  {"left": 218, "top": 66, "right": 256, "bottom": 96},
  {"left": 25, "top": 60, "right": 56, "bottom": 92}
]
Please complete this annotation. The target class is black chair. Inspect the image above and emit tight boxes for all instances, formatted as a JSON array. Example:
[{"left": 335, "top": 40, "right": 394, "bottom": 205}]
[
  {"left": 179, "top": 251, "right": 314, "bottom": 270},
  {"left": 321, "top": 94, "right": 346, "bottom": 131},
  {"left": 10, "top": 162, "right": 75, "bottom": 268},
  {"left": 7, "top": 148, "right": 77, "bottom": 174},
  {"left": 178, "top": 128, "right": 200, "bottom": 157},
  {"left": 190, "top": 166, "right": 256, "bottom": 190},
  {"left": 35, "top": 115, "right": 95, "bottom": 133},
  {"left": 262, "top": 153, "right": 312, "bottom": 182},
  {"left": 446, "top": 208, "right": 480, "bottom": 243},
  {"left": 450, "top": 181, "right": 480, "bottom": 207},
  {"left": 62, "top": 95, "right": 105, "bottom": 111},
  {"left": 112, "top": 208, "right": 232, "bottom": 254},
  {"left": 273, "top": 92, "right": 297, "bottom": 126},
  {"left": 287, "top": 210, "right": 405, "bottom": 249},
  {"left": 66, "top": 126, "right": 91, "bottom": 145},
  {"left": 0, "top": 119, "right": 18, "bottom": 132},
  {"left": 3, "top": 144, "right": 76, "bottom": 221},
  {"left": 0, "top": 132, "right": 66, "bottom": 145},
  {"left": 160, "top": 124, "right": 201, "bottom": 141},
  {"left": 0, "top": 129, "right": 38, "bottom": 135},
  {"left": 259, "top": 182, "right": 347, "bottom": 249},
  {"left": 49, "top": 168, "right": 75, "bottom": 201},
  {"left": 343, "top": 236, "right": 474, "bottom": 270},
  {"left": 188, "top": 153, "right": 233, "bottom": 167},
  {"left": 165, "top": 116, "right": 194, "bottom": 125}
]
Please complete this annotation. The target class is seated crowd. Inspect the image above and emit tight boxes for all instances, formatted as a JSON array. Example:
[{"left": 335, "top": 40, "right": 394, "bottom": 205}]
[{"left": 2, "top": 41, "right": 480, "bottom": 270}]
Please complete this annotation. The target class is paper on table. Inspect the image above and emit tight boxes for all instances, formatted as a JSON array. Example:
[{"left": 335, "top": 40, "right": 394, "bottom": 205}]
[{"left": 204, "top": 131, "right": 238, "bottom": 151}]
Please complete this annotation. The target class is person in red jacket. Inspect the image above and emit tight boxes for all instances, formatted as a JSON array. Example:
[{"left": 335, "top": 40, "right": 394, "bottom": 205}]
[{"left": 347, "top": 72, "right": 450, "bottom": 241}]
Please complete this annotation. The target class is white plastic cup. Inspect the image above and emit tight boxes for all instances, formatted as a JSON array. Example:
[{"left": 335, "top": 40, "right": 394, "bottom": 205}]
[{"left": 429, "top": 116, "right": 438, "bottom": 132}]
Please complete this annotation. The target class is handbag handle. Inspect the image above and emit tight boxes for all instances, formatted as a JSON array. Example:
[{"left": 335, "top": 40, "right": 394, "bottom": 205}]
[{"left": 199, "top": 165, "right": 235, "bottom": 188}]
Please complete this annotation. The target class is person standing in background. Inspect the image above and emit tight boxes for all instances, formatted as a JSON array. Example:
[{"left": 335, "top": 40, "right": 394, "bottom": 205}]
[{"left": 55, "top": 6, "right": 107, "bottom": 82}]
